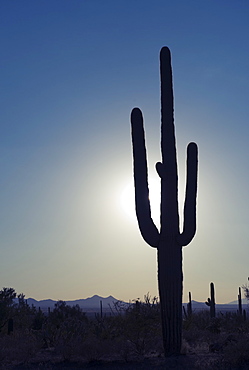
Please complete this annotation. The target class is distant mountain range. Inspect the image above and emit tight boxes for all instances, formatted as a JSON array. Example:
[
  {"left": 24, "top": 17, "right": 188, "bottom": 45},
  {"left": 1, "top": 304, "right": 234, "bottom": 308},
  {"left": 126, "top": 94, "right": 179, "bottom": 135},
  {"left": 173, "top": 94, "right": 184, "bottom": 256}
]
[
  {"left": 228, "top": 298, "right": 248, "bottom": 305},
  {"left": 19, "top": 295, "right": 249, "bottom": 314},
  {"left": 25, "top": 294, "right": 121, "bottom": 312}
]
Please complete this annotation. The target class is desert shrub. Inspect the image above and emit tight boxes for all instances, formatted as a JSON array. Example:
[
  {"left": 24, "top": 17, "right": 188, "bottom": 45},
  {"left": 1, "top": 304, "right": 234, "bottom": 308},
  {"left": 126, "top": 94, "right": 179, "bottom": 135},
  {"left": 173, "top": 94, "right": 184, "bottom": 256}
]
[
  {"left": 53, "top": 316, "right": 90, "bottom": 360},
  {"left": 70, "top": 294, "right": 163, "bottom": 361},
  {"left": 5, "top": 291, "right": 249, "bottom": 367},
  {"left": 11, "top": 294, "right": 37, "bottom": 331},
  {"left": 101, "top": 294, "right": 163, "bottom": 358},
  {"left": 32, "top": 309, "right": 46, "bottom": 330},
  {"left": 182, "top": 308, "right": 249, "bottom": 370},
  {"left": 0, "top": 330, "right": 43, "bottom": 364},
  {"left": 183, "top": 310, "right": 212, "bottom": 345},
  {"left": 221, "top": 334, "right": 249, "bottom": 369},
  {"left": 120, "top": 297, "right": 162, "bottom": 355},
  {"left": 43, "top": 300, "right": 88, "bottom": 351},
  {"left": 187, "top": 310, "right": 211, "bottom": 330},
  {"left": 218, "top": 311, "right": 249, "bottom": 334}
]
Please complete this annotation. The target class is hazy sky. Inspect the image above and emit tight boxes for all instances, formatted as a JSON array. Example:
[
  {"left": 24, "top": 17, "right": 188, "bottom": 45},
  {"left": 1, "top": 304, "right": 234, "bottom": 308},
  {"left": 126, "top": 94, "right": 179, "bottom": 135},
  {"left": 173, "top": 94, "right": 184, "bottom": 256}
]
[{"left": 1, "top": 1, "right": 249, "bottom": 304}]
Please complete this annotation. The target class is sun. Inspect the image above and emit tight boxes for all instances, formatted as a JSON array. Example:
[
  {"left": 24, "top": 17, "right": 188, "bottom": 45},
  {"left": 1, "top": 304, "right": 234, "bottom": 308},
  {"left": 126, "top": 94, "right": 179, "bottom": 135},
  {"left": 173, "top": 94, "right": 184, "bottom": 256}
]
[{"left": 120, "top": 177, "right": 161, "bottom": 225}]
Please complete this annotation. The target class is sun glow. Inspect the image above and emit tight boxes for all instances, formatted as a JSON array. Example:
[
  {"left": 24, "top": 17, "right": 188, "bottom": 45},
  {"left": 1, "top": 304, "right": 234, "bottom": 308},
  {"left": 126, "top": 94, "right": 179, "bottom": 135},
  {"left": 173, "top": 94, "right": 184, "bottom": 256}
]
[{"left": 120, "top": 178, "right": 161, "bottom": 225}]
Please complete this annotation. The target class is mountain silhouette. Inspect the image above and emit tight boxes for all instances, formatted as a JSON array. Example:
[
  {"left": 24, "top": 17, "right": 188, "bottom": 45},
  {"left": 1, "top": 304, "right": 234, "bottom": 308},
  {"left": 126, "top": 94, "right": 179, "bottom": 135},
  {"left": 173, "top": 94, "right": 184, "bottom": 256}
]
[
  {"left": 25, "top": 295, "right": 120, "bottom": 310},
  {"left": 17, "top": 295, "right": 248, "bottom": 314}
]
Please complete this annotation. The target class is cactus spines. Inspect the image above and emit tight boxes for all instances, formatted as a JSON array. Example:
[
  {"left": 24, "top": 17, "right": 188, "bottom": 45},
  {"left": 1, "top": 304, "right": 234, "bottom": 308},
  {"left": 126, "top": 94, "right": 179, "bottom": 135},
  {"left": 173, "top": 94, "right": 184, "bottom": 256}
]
[
  {"left": 205, "top": 282, "right": 216, "bottom": 318},
  {"left": 130, "top": 47, "right": 198, "bottom": 356}
]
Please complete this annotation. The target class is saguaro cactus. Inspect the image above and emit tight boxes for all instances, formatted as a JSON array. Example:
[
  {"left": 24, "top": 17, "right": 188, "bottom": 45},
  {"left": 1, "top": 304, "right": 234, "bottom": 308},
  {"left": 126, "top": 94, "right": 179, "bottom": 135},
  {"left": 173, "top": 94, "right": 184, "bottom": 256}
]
[
  {"left": 130, "top": 47, "right": 198, "bottom": 355},
  {"left": 205, "top": 282, "right": 216, "bottom": 318},
  {"left": 238, "top": 287, "right": 242, "bottom": 316},
  {"left": 187, "top": 291, "right": 193, "bottom": 318},
  {"left": 183, "top": 291, "right": 192, "bottom": 320}
]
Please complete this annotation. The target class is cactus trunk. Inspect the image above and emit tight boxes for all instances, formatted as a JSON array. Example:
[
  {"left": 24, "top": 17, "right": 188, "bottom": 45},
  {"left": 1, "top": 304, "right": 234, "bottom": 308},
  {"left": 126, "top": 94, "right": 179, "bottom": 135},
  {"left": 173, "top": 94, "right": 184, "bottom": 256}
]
[
  {"left": 158, "top": 241, "right": 182, "bottom": 354},
  {"left": 187, "top": 291, "right": 192, "bottom": 317},
  {"left": 130, "top": 47, "right": 198, "bottom": 356},
  {"left": 238, "top": 287, "right": 242, "bottom": 316},
  {"left": 210, "top": 282, "right": 216, "bottom": 318}
]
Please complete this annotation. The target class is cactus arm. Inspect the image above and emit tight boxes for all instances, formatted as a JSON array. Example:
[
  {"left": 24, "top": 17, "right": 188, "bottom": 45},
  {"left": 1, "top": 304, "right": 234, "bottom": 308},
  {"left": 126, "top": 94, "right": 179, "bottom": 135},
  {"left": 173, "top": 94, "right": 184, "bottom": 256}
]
[
  {"left": 131, "top": 107, "right": 160, "bottom": 247},
  {"left": 177, "top": 142, "right": 198, "bottom": 246},
  {"left": 205, "top": 298, "right": 211, "bottom": 306}
]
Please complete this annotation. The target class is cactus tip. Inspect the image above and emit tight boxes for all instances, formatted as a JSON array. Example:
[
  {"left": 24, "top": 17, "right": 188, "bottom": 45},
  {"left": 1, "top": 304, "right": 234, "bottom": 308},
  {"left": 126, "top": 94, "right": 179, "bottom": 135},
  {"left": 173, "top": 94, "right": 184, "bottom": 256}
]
[
  {"left": 131, "top": 107, "right": 142, "bottom": 121},
  {"left": 131, "top": 107, "right": 140, "bottom": 114},
  {"left": 160, "top": 46, "right": 171, "bottom": 61},
  {"left": 160, "top": 46, "right": 170, "bottom": 53},
  {"left": 187, "top": 142, "right": 198, "bottom": 154}
]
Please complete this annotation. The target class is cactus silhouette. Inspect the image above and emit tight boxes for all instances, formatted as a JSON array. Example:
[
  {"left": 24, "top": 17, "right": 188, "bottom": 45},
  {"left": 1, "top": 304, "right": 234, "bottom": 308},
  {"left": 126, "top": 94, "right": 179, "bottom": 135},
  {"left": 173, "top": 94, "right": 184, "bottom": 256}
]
[
  {"left": 187, "top": 291, "right": 192, "bottom": 318},
  {"left": 238, "top": 287, "right": 242, "bottom": 316},
  {"left": 130, "top": 47, "right": 198, "bottom": 355},
  {"left": 183, "top": 291, "right": 192, "bottom": 321},
  {"left": 205, "top": 282, "right": 216, "bottom": 318}
]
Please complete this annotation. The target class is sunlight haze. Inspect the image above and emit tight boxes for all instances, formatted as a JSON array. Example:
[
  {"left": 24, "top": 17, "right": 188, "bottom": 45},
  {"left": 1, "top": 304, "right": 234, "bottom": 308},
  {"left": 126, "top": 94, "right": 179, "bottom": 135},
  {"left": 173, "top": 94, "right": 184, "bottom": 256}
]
[{"left": 1, "top": 1, "right": 249, "bottom": 305}]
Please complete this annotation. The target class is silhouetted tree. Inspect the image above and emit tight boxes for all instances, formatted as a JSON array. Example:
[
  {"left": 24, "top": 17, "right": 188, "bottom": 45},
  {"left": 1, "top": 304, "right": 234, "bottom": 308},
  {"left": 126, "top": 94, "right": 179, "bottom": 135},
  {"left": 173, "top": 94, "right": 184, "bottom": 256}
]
[
  {"left": 0, "top": 288, "right": 36, "bottom": 332},
  {"left": 130, "top": 47, "right": 198, "bottom": 355},
  {"left": 0, "top": 287, "right": 16, "bottom": 331}
]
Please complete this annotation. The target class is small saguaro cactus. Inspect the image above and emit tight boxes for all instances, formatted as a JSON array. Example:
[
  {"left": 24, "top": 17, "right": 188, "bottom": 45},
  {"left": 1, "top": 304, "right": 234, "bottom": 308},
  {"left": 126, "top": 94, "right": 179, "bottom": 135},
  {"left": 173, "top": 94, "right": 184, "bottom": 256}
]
[
  {"left": 238, "top": 287, "right": 242, "bottom": 316},
  {"left": 205, "top": 282, "right": 216, "bottom": 318},
  {"left": 130, "top": 47, "right": 198, "bottom": 356},
  {"left": 187, "top": 291, "right": 192, "bottom": 318},
  {"left": 183, "top": 291, "right": 192, "bottom": 320}
]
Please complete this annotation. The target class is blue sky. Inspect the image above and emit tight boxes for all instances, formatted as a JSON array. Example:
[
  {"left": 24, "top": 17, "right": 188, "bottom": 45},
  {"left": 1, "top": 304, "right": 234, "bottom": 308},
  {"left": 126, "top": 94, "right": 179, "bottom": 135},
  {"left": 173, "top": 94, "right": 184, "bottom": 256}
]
[{"left": 1, "top": 1, "right": 249, "bottom": 303}]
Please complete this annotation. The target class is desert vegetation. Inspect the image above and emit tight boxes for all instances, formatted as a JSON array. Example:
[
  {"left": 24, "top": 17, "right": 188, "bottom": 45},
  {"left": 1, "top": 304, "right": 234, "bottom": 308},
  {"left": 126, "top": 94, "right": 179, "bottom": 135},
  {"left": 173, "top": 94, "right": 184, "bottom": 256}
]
[{"left": 1, "top": 288, "right": 249, "bottom": 369}]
